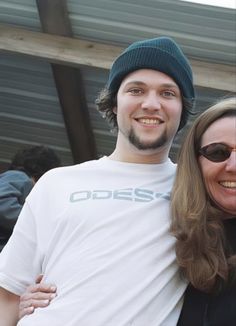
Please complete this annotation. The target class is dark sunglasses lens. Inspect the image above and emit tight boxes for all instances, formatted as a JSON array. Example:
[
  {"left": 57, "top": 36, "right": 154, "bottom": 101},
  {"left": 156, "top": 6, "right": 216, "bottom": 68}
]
[{"left": 200, "top": 144, "right": 230, "bottom": 162}]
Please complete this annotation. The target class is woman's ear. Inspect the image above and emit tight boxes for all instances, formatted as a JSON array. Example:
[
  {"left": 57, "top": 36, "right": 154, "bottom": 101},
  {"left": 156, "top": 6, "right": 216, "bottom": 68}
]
[{"left": 113, "top": 106, "right": 117, "bottom": 114}]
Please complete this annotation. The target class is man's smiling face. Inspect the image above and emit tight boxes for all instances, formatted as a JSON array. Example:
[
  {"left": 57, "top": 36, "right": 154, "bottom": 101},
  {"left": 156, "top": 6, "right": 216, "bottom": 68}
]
[{"left": 114, "top": 69, "right": 183, "bottom": 154}]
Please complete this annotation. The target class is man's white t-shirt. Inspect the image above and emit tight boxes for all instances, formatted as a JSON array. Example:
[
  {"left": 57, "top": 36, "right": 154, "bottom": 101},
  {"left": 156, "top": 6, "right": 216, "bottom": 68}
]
[{"left": 0, "top": 157, "right": 186, "bottom": 326}]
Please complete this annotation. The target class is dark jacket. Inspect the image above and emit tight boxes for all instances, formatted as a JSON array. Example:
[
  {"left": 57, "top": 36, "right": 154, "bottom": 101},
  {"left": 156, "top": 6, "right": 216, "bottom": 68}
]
[
  {"left": 178, "top": 218, "right": 236, "bottom": 326},
  {"left": 0, "top": 170, "right": 33, "bottom": 251}
]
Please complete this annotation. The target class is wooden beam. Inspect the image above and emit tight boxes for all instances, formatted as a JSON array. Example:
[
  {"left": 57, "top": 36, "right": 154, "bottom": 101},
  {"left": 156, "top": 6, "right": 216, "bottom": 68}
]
[
  {"left": 0, "top": 23, "right": 120, "bottom": 69},
  {"left": 35, "top": 0, "right": 97, "bottom": 163},
  {"left": 36, "top": 0, "right": 72, "bottom": 36},
  {"left": 50, "top": 66, "right": 98, "bottom": 163},
  {"left": 0, "top": 23, "right": 235, "bottom": 92}
]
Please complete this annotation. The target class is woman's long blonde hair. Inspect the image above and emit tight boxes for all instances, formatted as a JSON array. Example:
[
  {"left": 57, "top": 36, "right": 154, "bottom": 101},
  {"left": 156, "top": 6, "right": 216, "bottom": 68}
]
[{"left": 171, "top": 97, "right": 236, "bottom": 293}]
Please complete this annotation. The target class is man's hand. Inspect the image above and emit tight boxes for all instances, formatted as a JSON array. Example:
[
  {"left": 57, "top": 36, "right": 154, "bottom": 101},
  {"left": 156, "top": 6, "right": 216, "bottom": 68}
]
[{"left": 19, "top": 274, "right": 57, "bottom": 320}]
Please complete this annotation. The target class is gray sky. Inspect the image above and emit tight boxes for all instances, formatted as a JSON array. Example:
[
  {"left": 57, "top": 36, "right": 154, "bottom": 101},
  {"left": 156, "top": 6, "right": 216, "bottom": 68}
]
[{"left": 180, "top": 0, "right": 235, "bottom": 8}]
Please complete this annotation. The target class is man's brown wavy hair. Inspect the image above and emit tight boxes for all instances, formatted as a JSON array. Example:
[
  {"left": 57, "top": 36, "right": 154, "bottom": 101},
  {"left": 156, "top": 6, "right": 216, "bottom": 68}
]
[{"left": 171, "top": 97, "right": 236, "bottom": 293}]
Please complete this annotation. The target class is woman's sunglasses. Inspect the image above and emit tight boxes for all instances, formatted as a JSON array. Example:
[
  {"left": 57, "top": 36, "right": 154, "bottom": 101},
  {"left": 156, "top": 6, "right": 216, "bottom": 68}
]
[{"left": 199, "top": 142, "right": 236, "bottom": 163}]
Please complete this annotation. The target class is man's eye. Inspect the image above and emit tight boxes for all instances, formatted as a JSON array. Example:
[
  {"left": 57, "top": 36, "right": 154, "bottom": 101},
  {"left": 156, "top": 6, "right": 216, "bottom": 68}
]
[{"left": 162, "top": 91, "right": 175, "bottom": 97}]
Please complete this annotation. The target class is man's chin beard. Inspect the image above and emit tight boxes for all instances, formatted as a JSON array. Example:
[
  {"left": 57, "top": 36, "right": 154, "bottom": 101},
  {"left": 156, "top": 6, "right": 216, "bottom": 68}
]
[{"left": 128, "top": 130, "right": 168, "bottom": 150}]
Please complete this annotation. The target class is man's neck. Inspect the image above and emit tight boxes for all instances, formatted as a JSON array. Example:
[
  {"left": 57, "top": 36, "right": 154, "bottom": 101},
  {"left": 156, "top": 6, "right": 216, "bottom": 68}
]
[{"left": 109, "top": 147, "right": 169, "bottom": 164}]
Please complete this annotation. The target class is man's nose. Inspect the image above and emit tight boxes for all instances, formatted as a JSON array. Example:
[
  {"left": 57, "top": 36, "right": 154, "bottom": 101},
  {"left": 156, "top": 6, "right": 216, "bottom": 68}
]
[{"left": 141, "top": 92, "right": 162, "bottom": 111}]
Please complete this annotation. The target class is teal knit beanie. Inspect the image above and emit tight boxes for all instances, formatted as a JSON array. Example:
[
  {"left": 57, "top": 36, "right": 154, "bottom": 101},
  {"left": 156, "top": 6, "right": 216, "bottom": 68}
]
[{"left": 107, "top": 37, "right": 195, "bottom": 129}]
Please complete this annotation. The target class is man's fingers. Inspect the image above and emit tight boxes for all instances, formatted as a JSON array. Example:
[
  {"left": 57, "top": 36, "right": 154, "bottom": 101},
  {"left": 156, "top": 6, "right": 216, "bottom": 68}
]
[
  {"left": 18, "top": 292, "right": 56, "bottom": 320},
  {"left": 20, "top": 298, "right": 51, "bottom": 310},
  {"left": 20, "top": 291, "right": 56, "bottom": 301},
  {"left": 19, "top": 306, "right": 35, "bottom": 320},
  {"left": 19, "top": 296, "right": 52, "bottom": 319}
]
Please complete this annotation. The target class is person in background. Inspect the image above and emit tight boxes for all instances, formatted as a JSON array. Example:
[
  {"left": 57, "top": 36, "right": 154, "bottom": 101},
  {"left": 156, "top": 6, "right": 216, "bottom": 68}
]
[
  {"left": 0, "top": 145, "right": 61, "bottom": 251},
  {"left": 171, "top": 97, "right": 236, "bottom": 325},
  {"left": 0, "top": 36, "right": 195, "bottom": 326}
]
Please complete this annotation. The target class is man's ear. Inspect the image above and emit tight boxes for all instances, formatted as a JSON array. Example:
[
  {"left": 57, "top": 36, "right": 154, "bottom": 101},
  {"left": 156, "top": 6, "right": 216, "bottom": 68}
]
[{"left": 113, "top": 106, "right": 117, "bottom": 114}]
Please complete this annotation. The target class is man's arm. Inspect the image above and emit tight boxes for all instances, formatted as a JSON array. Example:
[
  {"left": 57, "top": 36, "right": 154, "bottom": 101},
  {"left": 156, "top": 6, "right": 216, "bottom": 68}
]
[{"left": 0, "top": 287, "right": 20, "bottom": 326}]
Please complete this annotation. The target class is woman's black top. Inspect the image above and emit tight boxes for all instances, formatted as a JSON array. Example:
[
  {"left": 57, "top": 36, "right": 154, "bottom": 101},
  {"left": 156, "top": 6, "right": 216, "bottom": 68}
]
[{"left": 177, "top": 218, "right": 236, "bottom": 326}]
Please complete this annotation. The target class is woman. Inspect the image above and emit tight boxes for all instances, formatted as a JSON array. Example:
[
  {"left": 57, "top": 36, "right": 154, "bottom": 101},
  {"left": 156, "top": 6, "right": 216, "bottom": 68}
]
[{"left": 171, "top": 97, "right": 236, "bottom": 325}]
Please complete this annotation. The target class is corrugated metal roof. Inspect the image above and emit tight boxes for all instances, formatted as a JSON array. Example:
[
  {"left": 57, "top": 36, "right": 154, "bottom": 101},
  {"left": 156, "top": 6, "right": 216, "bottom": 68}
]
[
  {"left": 67, "top": 0, "right": 236, "bottom": 64},
  {"left": 0, "top": 53, "right": 74, "bottom": 164},
  {"left": 0, "top": 0, "right": 235, "bottom": 63},
  {"left": 0, "top": 53, "right": 117, "bottom": 164},
  {"left": 0, "top": 0, "right": 40, "bottom": 30}
]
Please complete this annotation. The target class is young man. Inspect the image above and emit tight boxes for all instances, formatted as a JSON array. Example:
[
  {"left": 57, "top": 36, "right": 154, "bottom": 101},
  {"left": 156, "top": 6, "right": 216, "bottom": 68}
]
[{"left": 0, "top": 36, "right": 195, "bottom": 326}]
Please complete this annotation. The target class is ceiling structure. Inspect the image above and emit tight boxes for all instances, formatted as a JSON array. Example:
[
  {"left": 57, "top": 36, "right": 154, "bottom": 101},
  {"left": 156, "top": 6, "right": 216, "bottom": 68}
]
[{"left": 0, "top": 0, "right": 235, "bottom": 169}]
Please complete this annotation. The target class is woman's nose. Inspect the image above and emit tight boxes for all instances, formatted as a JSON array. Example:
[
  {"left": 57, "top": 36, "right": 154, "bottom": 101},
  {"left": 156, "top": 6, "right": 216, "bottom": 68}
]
[{"left": 225, "top": 150, "right": 236, "bottom": 172}]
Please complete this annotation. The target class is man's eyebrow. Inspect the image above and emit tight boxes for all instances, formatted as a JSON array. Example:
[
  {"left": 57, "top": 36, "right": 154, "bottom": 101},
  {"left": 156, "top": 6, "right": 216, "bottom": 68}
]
[
  {"left": 123, "top": 81, "right": 179, "bottom": 89},
  {"left": 159, "top": 83, "right": 179, "bottom": 89},
  {"left": 124, "top": 80, "right": 146, "bottom": 86}
]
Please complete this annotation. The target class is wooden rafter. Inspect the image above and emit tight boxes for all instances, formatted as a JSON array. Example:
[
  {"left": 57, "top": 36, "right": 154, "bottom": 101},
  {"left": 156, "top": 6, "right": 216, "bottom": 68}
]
[
  {"left": 35, "top": 0, "right": 97, "bottom": 163},
  {"left": 0, "top": 23, "right": 235, "bottom": 92}
]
